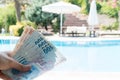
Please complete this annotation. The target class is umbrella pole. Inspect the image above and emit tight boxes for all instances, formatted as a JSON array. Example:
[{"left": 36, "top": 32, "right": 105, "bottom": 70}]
[
  {"left": 90, "top": 25, "right": 95, "bottom": 37},
  {"left": 60, "top": 13, "right": 63, "bottom": 36}
]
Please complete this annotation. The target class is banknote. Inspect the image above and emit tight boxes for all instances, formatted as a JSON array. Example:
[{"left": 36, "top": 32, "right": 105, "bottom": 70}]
[{"left": 2, "top": 27, "right": 66, "bottom": 80}]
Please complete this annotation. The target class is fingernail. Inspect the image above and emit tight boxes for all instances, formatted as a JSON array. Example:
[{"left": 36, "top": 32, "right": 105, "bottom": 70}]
[{"left": 24, "top": 65, "right": 31, "bottom": 71}]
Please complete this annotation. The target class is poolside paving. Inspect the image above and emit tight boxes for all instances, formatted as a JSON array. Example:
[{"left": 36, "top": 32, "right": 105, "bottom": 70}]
[
  {"left": 45, "top": 34, "right": 120, "bottom": 41},
  {"left": 34, "top": 71, "right": 120, "bottom": 80}
]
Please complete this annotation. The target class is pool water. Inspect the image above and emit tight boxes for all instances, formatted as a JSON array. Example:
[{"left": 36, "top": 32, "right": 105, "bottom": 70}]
[
  {"left": 0, "top": 39, "right": 120, "bottom": 72},
  {"left": 51, "top": 40, "right": 120, "bottom": 72}
]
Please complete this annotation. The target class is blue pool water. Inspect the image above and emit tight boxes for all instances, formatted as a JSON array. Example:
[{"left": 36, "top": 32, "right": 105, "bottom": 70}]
[{"left": 0, "top": 39, "right": 120, "bottom": 72}]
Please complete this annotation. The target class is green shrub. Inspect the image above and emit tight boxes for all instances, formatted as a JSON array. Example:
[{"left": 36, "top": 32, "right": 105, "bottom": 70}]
[
  {"left": 9, "top": 23, "right": 22, "bottom": 36},
  {"left": 111, "top": 22, "right": 119, "bottom": 30},
  {"left": 101, "top": 22, "right": 119, "bottom": 31},
  {"left": 96, "top": 2, "right": 102, "bottom": 13},
  {"left": 9, "top": 21, "right": 37, "bottom": 36},
  {"left": 17, "top": 26, "right": 24, "bottom": 36},
  {"left": 0, "top": 3, "right": 16, "bottom": 33},
  {"left": 101, "top": 25, "right": 106, "bottom": 30},
  {"left": 4, "top": 13, "right": 16, "bottom": 32},
  {"left": 20, "top": 21, "right": 37, "bottom": 29},
  {"left": 100, "top": 2, "right": 119, "bottom": 18}
]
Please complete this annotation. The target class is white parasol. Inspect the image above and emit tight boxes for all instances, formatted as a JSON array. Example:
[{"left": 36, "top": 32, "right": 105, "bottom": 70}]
[
  {"left": 87, "top": 0, "right": 99, "bottom": 37},
  {"left": 42, "top": 1, "right": 81, "bottom": 35}
]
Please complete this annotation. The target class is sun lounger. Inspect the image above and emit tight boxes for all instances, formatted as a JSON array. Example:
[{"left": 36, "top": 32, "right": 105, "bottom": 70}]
[
  {"left": 75, "top": 27, "right": 87, "bottom": 36},
  {"left": 37, "top": 29, "right": 54, "bottom": 36},
  {"left": 98, "top": 31, "right": 120, "bottom": 36},
  {"left": 64, "top": 26, "right": 87, "bottom": 37}
]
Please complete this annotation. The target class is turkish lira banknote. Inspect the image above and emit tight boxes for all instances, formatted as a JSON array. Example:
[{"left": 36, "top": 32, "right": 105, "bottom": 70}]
[{"left": 2, "top": 27, "right": 66, "bottom": 80}]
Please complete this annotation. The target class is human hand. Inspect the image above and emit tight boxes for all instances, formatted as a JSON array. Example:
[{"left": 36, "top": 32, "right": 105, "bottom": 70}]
[{"left": 0, "top": 51, "right": 31, "bottom": 80}]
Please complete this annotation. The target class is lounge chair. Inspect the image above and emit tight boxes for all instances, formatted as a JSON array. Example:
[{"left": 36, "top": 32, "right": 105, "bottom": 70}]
[
  {"left": 64, "top": 26, "right": 87, "bottom": 37},
  {"left": 75, "top": 27, "right": 87, "bottom": 36},
  {"left": 37, "top": 29, "right": 54, "bottom": 36},
  {"left": 98, "top": 30, "right": 120, "bottom": 36}
]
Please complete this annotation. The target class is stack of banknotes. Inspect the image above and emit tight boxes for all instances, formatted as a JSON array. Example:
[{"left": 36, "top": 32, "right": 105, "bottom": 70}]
[{"left": 2, "top": 27, "right": 66, "bottom": 80}]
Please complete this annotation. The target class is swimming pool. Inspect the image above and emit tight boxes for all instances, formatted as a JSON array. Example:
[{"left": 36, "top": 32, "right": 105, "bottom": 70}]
[{"left": 0, "top": 37, "right": 120, "bottom": 72}]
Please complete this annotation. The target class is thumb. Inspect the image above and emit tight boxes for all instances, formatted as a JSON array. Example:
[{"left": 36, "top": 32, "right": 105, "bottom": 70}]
[{"left": 10, "top": 59, "right": 31, "bottom": 72}]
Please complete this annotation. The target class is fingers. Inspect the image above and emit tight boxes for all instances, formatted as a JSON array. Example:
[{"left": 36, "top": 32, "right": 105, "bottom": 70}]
[
  {"left": 0, "top": 52, "right": 31, "bottom": 72},
  {"left": 13, "top": 27, "right": 34, "bottom": 54},
  {"left": 5, "top": 51, "right": 14, "bottom": 57},
  {"left": 0, "top": 71, "right": 12, "bottom": 80},
  {"left": 0, "top": 51, "right": 13, "bottom": 57},
  {"left": 10, "top": 59, "right": 31, "bottom": 72}
]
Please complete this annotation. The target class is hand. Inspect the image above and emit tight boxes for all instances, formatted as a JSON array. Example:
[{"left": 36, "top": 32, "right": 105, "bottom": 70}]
[{"left": 0, "top": 51, "right": 31, "bottom": 80}]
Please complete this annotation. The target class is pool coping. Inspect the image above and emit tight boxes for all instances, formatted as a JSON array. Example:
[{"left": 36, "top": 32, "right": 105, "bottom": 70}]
[
  {"left": 45, "top": 35, "right": 120, "bottom": 42},
  {"left": 0, "top": 35, "right": 120, "bottom": 42}
]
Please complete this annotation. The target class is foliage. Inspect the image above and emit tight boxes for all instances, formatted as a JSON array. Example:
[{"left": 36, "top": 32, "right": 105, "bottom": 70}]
[
  {"left": 111, "top": 21, "right": 119, "bottom": 30},
  {"left": 67, "top": 0, "right": 102, "bottom": 14},
  {"left": 0, "top": 3, "right": 16, "bottom": 33},
  {"left": 17, "top": 26, "right": 24, "bottom": 36},
  {"left": 80, "top": 0, "right": 89, "bottom": 14},
  {"left": 20, "top": 21, "right": 37, "bottom": 29},
  {"left": 99, "top": 2, "right": 119, "bottom": 20},
  {"left": 25, "top": 0, "right": 60, "bottom": 31},
  {"left": 0, "top": 20, "right": 4, "bottom": 33},
  {"left": 66, "top": 0, "right": 82, "bottom": 6},
  {"left": 52, "top": 15, "right": 63, "bottom": 33},
  {"left": 96, "top": 2, "right": 102, "bottom": 13},
  {"left": 101, "top": 21, "right": 119, "bottom": 31},
  {"left": 9, "top": 21, "right": 36, "bottom": 36},
  {"left": 9, "top": 23, "right": 22, "bottom": 36},
  {"left": 67, "top": 0, "right": 89, "bottom": 14},
  {"left": 118, "top": 1, "right": 120, "bottom": 8}
]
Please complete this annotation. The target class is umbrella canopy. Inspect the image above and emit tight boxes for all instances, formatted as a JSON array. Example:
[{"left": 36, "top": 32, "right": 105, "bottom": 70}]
[
  {"left": 88, "top": 0, "right": 99, "bottom": 26},
  {"left": 42, "top": 1, "right": 81, "bottom": 35},
  {"left": 42, "top": 1, "right": 80, "bottom": 14}
]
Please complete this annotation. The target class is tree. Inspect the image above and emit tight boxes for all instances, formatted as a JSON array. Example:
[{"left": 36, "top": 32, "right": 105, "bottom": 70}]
[
  {"left": 13, "top": 0, "right": 31, "bottom": 22},
  {"left": 14, "top": 0, "right": 21, "bottom": 22},
  {"left": 25, "top": 0, "right": 59, "bottom": 30},
  {"left": 66, "top": 0, "right": 90, "bottom": 14},
  {"left": 0, "top": 0, "right": 29, "bottom": 22}
]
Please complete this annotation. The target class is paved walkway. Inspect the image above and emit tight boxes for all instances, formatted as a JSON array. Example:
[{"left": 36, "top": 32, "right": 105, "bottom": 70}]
[
  {"left": 34, "top": 71, "right": 120, "bottom": 80},
  {"left": 45, "top": 34, "right": 120, "bottom": 41}
]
